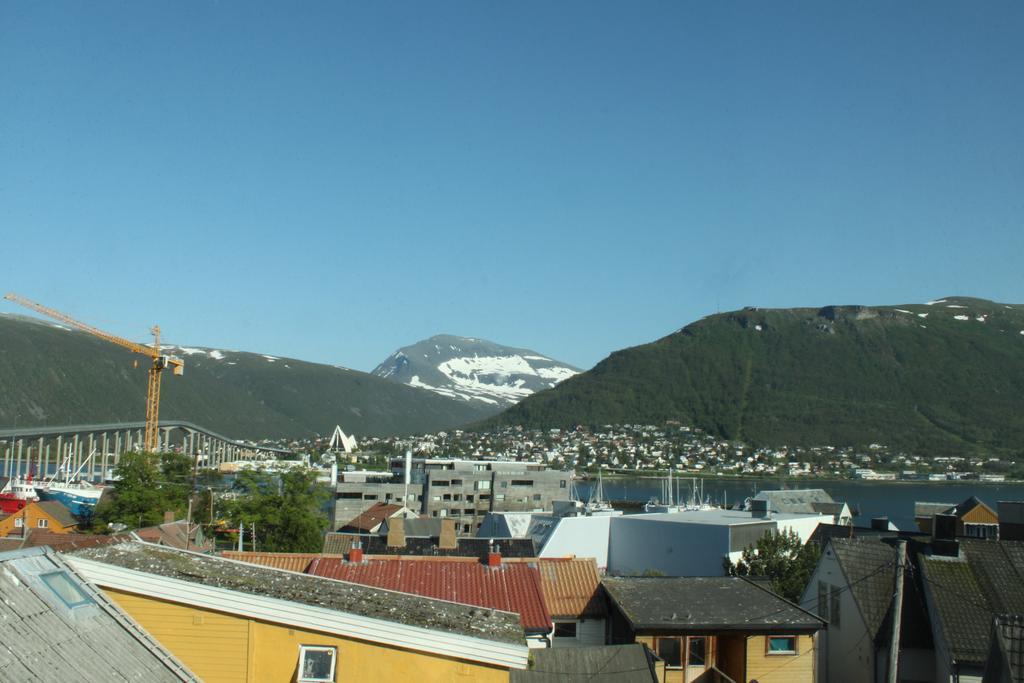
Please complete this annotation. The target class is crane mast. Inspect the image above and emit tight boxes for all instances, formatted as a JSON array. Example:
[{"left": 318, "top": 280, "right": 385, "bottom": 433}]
[{"left": 3, "top": 293, "right": 184, "bottom": 452}]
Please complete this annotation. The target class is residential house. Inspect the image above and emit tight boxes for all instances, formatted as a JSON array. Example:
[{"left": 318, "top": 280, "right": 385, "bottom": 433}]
[
  {"left": 603, "top": 576, "right": 825, "bottom": 683},
  {"left": 134, "top": 515, "right": 215, "bottom": 551},
  {"left": 0, "top": 546, "right": 197, "bottom": 681},
  {"left": 510, "top": 644, "right": 661, "bottom": 683},
  {"left": 749, "top": 489, "right": 854, "bottom": 526},
  {"left": 919, "top": 539, "right": 1024, "bottom": 682},
  {"left": 306, "top": 552, "right": 554, "bottom": 647},
  {"left": 533, "top": 558, "right": 607, "bottom": 648},
  {"left": 67, "top": 541, "right": 530, "bottom": 682},
  {"left": 914, "top": 497, "right": 999, "bottom": 539},
  {"left": 998, "top": 502, "right": 1024, "bottom": 542},
  {"left": 982, "top": 614, "right": 1024, "bottom": 683},
  {"left": 800, "top": 537, "right": 934, "bottom": 683},
  {"left": 0, "top": 500, "right": 78, "bottom": 537},
  {"left": 339, "top": 501, "right": 417, "bottom": 534}
]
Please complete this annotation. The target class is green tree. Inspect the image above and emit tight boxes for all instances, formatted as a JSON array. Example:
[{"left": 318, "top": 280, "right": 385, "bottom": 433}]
[
  {"left": 92, "top": 452, "right": 191, "bottom": 531},
  {"left": 724, "top": 529, "right": 821, "bottom": 603},
  {"left": 220, "top": 468, "right": 329, "bottom": 552}
]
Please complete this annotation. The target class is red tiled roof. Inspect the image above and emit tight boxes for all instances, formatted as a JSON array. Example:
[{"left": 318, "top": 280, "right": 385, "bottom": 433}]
[
  {"left": 307, "top": 557, "right": 553, "bottom": 633},
  {"left": 533, "top": 558, "right": 606, "bottom": 620},
  {"left": 341, "top": 503, "right": 405, "bottom": 532},
  {"left": 219, "top": 551, "right": 334, "bottom": 573}
]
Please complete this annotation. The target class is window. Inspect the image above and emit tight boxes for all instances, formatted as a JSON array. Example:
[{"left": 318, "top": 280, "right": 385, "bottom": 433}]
[
  {"left": 450, "top": 479, "right": 463, "bottom": 486},
  {"left": 38, "top": 518, "right": 49, "bottom": 528},
  {"left": 339, "top": 492, "right": 361, "bottom": 499},
  {"left": 559, "top": 480, "right": 567, "bottom": 488},
  {"left": 687, "top": 637, "right": 706, "bottom": 666},
  {"left": 511, "top": 480, "right": 534, "bottom": 487},
  {"left": 655, "top": 637, "right": 707, "bottom": 669},
  {"left": 495, "top": 494, "right": 505, "bottom": 502},
  {"left": 501, "top": 481, "right": 508, "bottom": 488},
  {"left": 298, "top": 645, "right": 337, "bottom": 683},
  {"left": 433, "top": 480, "right": 450, "bottom": 487},
  {"left": 767, "top": 636, "right": 797, "bottom": 655},
  {"left": 553, "top": 622, "right": 577, "bottom": 638},
  {"left": 830, "top": 586, "right": 841, "bottom": 627},
  {"left": 40, "top": 571, "right": 94, "bottom": 609},
  {"left": 533, "top": 494, "right": 542, "bottom": 501},
  {"left": 467, "top": 495, "right": 474, "bottom": 502},
  {"left": 476, "top": 480, "right": 491, "bottom": 491},
  {"left": 14, "top": 518, "right": 24, "bottom": 528},
  {"left": 655, "top": 637, "right": 682, "bottom": 668}
]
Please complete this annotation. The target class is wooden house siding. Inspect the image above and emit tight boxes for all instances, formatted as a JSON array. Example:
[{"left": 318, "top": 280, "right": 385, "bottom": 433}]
[
  {"left": 743, "top": 634, "right": 816, "bottom": 683},
  {"left": 104, "top": 587, "right": 510, "bottom": 683},
  {"left": 0, "top": 503, "right": 76, "bottom": 536}
]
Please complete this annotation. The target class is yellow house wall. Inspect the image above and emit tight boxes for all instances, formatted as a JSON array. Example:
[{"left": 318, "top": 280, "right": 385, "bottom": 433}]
[
  {"left": 104, "top": 588, "right": 510, "bottom": 683},
  {"left": 0, "top": 504, "right": 74, "bottom": 536},
  {"left": 960, "top": 505, "right": 998, "bottom": 525},
  {"left": 743, "top": 634, "right": 816, "bottom": 683}
]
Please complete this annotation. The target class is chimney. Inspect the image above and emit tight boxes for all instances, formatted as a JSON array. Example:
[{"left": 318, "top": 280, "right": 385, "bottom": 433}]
[
  {"left": 750, "top": 498, "right": 771, "bottom": 519},
  {"left": 871, "top": 517, "right": 889, "bottom": 531},
  {"left": 163, "top": 510, "right": 175, "bottom": 524},
  {"left": 932, "top": 513, "right": 959, "bottom": 557},
  {"left": 998, "top": 501, "right": 1024, "bottom": 541},
  {"left": 348, "top": 540, "right": 364, "bottom": 564},
  {"left": 387, "top": 516, "right": 406, "bottom": 549},
  {"left": 487, "top": 542, "right": 502, "bottom": 568},
  {"left": 439, "top": 518, "right": 458, "bottom": 550}
]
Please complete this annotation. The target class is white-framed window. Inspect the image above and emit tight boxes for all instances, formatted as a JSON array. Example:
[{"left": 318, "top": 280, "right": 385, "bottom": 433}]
[
  {"left": 14, "top": 518, "right": 24, "bottom": 528},
  {"left": 298, "top": 645, "right": 337, "bottom": 683},
  {"left": 766, "top": 635, "right": 798, "bottom": 655},
  {"left": 476, "top": 480, "right": 491, "bottom": 490},
  {"left": 38, "top": 518, "right": 49, "bottom": 528}
]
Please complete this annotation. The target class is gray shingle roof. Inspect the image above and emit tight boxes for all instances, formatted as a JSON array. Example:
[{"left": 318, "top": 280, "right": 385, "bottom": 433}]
[
  {"left": 0, "top": 547, "right": 196, "bottom": 682},
  {"left": 752, "top": 489, "right": 836, "bottom": 514},
  {"left": 602, "top": 576, "right": 824, "bottom": 632},
  {"left": 921, "top": 540, "right": 1024, "bottom": 665},
  {"left": 71, "top": 541, "right": 525, "bottom": 645},
  {"left": 35, "top": 500, "right": 79, "bottom": 528},
  {"left": 511, "top": 644, "right": 658, "bottom": 683},
  {"left": 830, "top": 538, "right": 898, "bottom": 640},
  {"left": 915, "top": 502, "right": 955, "bottom": 518},
  {"left": 323, "top": 531, "right": 536, "bottom": 558}
]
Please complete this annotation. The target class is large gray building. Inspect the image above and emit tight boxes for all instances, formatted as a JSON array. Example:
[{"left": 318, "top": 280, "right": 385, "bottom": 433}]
[{"left": 331, "top": 458, "right": 571, "bottom": 534}]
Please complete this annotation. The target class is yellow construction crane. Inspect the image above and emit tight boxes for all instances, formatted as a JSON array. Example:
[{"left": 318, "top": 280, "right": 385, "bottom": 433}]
[{"left": 4, "top": 293, "right": 184, "bottom": 452}]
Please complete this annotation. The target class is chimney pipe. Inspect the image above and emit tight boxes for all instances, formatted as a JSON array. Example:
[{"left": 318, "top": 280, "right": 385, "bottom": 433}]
[
  {"left": 487, "top": 543, "right": 502, "bottom": 568},
  {"left": 349, "top": 540, "right": 364, "bottom": 564}
]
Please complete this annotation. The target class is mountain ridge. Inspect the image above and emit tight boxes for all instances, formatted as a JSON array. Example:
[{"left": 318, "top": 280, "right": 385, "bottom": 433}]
[{"left": 483, "top": 297, "right": 1024, "bottom": 456}]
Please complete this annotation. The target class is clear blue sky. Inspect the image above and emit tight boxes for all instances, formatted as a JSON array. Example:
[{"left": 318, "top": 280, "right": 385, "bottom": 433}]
[{"left": 2, "top": 2, "right": 1022, "bottom": 372}]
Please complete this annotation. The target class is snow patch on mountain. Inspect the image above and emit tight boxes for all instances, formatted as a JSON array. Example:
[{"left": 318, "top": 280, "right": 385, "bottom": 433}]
[{"left": 373, "top": 335, "right": 580, "bottom": 409}]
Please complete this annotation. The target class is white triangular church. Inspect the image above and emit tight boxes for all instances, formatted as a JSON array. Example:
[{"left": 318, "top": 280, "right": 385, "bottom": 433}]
[{"left": 329, "top": 424, "right": 358, "bottom": 453}]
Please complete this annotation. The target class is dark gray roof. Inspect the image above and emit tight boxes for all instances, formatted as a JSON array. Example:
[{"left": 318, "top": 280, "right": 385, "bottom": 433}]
[
  {"left": 0, "top": 547, "right": 196, "bottom": 682},
  {"left": 829, "top": 539, "right": 897, "bottom": 640},
  {"left": 752, "top": 489, "right": 836, "bottom": 514},
  {"left": 986, "top": 615, "right": 1024, "bottom": 683},
  {"left": 915, "top": 502, "right": 955, "bottom": 518},
  {"left": 323, "top": 531, "right": 536, "bottom": 558},
  {"left": 602, "top": 576, "right": 824, "bottom": 632},
  {"left": 511, "top": 644, "right": 658, "bottom": 683},
  {"left": 392, "top": 517, "right": 445, "bottom": 537},
  {"left": 921, "top": 540, "right": 1024, "bottom": 665},
  {"left": 71, "top": 541, "right": 524, "bottom": 645},
  {"left": 36, "top": 500, "right": 79, "bottom": 528}
]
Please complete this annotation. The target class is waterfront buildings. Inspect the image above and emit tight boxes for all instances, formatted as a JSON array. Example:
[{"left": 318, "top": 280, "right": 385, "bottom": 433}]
[{"left": 331, "top": 458, "right": 571, "bottom": 534}]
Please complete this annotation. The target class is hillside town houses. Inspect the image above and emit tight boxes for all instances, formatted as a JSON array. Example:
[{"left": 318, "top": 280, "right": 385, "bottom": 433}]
[{"left": 285, "top": 424, "right": 1018, "bottom": 482}]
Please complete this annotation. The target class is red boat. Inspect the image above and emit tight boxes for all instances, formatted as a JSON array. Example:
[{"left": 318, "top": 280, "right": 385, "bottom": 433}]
[{"left": 0, "top": 475, "right": 40, "bottom": 514}]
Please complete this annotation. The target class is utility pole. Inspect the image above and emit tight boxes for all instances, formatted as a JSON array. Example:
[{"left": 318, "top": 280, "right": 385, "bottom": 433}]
[{"left": 887, "top": 540, "right": 907, "bottom": 683}]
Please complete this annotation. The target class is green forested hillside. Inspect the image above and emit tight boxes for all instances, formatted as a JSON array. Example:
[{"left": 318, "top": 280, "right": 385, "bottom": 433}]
[
  {"left": 487, "top": 298, "right": 1024, "bottom": 456},
  {"left": 0, "top": 314, "right": 494, "bottom": 439}
]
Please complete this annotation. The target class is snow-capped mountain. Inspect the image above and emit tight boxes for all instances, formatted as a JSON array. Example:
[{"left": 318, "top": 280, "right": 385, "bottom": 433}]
[{"left": 372, "top": 335, "right": 581, "bottom": 408}]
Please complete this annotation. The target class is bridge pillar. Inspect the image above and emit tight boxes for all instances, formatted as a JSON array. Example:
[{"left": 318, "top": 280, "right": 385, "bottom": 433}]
[
  {"left": 16, "top": 439, "right": 24, "bottom": 479},
  {"left": 72, "top": 434, "right": 80, "bottom": 479},
  {"left": 101, "top": 432, "right": 110, "bottom": 482},
  {"left": 86, "top": 433, "right": 95, "bottom": 482},
  {"left": 37, "top": 437, "right": 44, "bottom": 479},
  {"left": 45, "top": 444, "right": 51, "bottom": 480},
  {"left": 55, "top": 436, "right": 63, "bottom": 478}
]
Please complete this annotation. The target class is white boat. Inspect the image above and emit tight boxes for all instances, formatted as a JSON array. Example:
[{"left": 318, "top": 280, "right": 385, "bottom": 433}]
[{"left": 34, "top": 450, "right": 106, "bottom": 517}]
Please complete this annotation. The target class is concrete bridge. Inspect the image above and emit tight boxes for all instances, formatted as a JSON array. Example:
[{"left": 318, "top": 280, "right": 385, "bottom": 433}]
[{"left": 0, "top": 421, "right": 293, "bottom": 483}]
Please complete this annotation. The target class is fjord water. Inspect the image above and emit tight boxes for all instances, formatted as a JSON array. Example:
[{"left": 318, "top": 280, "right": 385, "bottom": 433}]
[{"left": 575, "top": 478, "right": 1024, "bottom": 530}]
